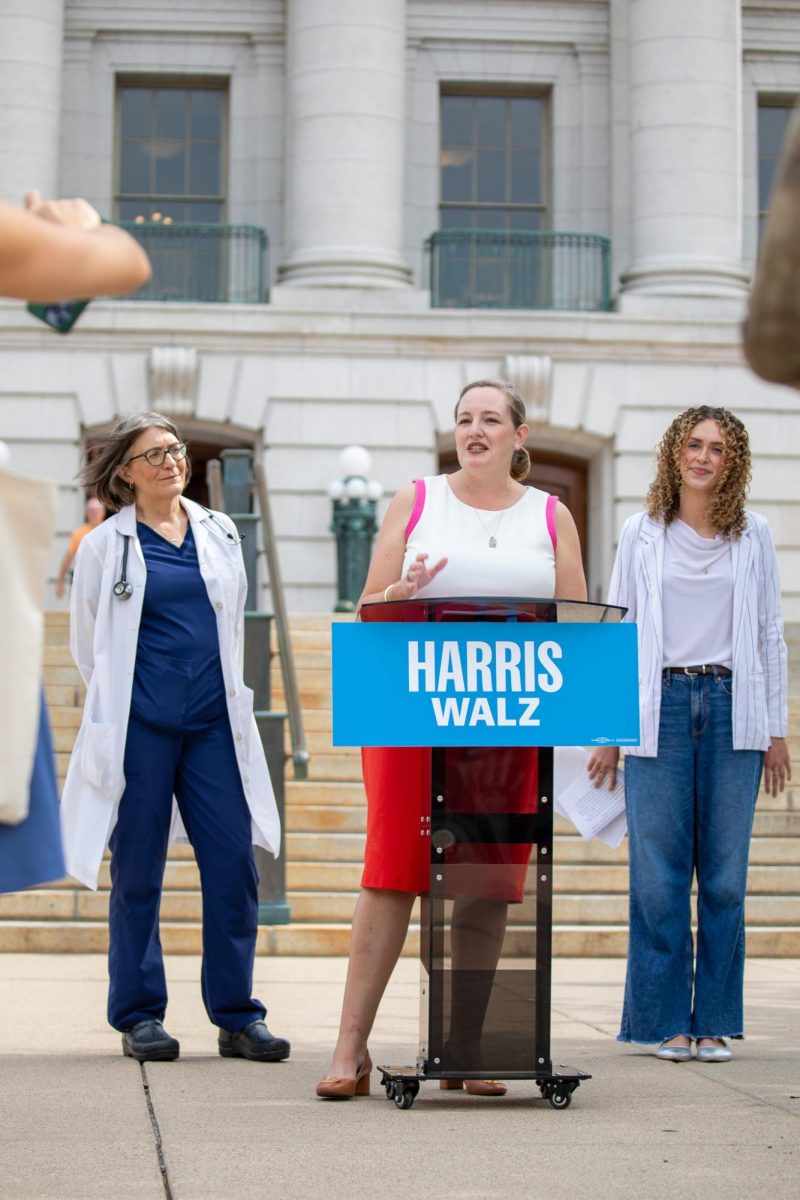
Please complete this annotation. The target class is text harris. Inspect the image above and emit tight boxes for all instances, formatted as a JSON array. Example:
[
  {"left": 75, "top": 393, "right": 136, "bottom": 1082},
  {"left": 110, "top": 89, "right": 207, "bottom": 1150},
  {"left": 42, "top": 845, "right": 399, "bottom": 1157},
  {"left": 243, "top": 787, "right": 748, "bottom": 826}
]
[{"left": 408, "top": 638, "right": 563, "bottom": 727}]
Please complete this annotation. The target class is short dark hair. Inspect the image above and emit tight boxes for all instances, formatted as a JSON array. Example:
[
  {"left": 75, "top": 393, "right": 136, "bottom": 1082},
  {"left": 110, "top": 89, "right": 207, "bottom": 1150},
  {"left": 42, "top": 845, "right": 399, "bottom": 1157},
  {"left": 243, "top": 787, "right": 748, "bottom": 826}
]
[{"left": 78, "top": 411, "right": 191, "bottom": 512}]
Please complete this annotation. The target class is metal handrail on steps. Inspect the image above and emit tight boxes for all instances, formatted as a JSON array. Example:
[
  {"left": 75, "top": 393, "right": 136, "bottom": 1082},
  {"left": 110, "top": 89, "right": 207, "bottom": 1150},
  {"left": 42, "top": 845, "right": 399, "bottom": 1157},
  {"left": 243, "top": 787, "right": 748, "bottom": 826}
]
[
  {"left": 206, "top": 456, "right": 308, "bottom": 781},
  {"left": 206, "top": 458, "right": 224, "bottom": 512},
  {"left": 253, "top": 461, "right": 309, "bottom": 781}
]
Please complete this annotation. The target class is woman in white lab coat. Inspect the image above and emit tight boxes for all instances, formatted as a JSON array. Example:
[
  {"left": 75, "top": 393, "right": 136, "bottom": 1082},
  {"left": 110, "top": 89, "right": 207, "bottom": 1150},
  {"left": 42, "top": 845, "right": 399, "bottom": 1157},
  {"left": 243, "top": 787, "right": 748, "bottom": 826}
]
[{"left": 61, "top": 411, "right": 288, "bottom": 1064}]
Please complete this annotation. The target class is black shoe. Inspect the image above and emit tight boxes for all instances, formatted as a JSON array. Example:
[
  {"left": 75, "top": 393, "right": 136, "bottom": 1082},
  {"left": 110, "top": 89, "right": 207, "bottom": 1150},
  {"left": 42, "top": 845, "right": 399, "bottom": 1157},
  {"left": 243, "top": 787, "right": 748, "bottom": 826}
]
[
  {"left": 122, "top": 1019, "right": 180, "bottom": 1062},
  {"left": 218, "top": 1020, "right": 290, "bottom": 1062}
]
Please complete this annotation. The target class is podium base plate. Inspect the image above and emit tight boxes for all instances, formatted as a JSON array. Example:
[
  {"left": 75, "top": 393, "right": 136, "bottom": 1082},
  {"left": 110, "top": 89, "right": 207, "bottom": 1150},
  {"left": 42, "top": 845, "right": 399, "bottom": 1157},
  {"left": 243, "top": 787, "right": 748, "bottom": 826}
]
[{"left": 376, "top": 1064, "right": 590, "bottom": 1110}]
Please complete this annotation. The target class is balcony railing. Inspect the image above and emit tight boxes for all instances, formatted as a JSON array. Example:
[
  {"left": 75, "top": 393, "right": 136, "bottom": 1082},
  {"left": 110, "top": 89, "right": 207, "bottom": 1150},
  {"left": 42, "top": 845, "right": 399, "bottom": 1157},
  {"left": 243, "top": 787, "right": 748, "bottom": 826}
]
[
  {"left": 118, "top": 222, "right": 268, "bottom": 303},
  {"left": 426, "top": 229, "right": 611, "bottom": 312}
]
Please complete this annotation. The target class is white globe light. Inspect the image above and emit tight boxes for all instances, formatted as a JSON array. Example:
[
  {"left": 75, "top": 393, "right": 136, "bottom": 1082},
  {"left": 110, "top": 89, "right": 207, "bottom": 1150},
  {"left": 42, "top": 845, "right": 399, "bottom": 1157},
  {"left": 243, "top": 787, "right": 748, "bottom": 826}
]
[
  {"left": 0, "top": 441, "right": 9, "bottom": 467},
  {"left": 345, "top": 476, "right": 367, "bottom": 499},
  {"left": 339, "top": 444, "right": 371, "bottom": 477},
  {"left": 366, "top": 480, "right": 383, "bottom": 501},
  {"left": 327, "top": 479, "right": 345, "bottom": 500}
]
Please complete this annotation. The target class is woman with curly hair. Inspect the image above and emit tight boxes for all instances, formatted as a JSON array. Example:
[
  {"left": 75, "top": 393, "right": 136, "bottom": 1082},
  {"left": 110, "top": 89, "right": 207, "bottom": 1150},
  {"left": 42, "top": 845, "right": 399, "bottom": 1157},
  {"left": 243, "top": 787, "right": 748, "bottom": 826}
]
[{"left": 588, "top": 406, "right": 790, "bottom": 1062}]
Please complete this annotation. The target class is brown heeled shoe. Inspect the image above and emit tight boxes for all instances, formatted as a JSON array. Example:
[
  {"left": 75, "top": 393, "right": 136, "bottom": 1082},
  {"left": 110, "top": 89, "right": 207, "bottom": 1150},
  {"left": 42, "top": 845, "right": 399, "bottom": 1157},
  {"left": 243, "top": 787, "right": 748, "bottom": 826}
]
[
  {"left": 440, "top": 1078, "right": 507, "bottom": 1097},
  {"left": 316, "top": 1051, "right": 373, "bottom": 1099}
]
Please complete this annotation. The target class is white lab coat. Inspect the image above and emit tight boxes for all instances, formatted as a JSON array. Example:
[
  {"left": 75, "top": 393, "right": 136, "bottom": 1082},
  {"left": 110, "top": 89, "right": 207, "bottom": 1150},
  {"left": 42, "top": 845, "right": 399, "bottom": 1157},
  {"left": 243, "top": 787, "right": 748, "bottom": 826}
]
[{"left": 60, "top": 497, "right": 281, "bottom": 889}]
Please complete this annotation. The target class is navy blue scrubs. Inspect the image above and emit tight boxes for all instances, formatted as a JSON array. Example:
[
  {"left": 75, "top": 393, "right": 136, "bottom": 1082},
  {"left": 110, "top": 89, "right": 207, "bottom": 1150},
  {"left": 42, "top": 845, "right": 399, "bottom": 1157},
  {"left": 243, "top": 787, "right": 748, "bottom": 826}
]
[{"left": 107, "top": 523, "right": 264, "bottom": 1033}]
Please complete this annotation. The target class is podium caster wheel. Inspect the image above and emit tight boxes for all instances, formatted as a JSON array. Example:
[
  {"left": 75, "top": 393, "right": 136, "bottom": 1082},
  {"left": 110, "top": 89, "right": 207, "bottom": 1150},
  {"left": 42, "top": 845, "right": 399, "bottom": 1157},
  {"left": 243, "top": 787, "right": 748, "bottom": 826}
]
[
  {"left": 392, "top": 1080, "right": 419, "bottom": 1110},
  {"left": 549, "top": 1089, "right": 571, "bottom": 1110},
  {"left": 384, "top": 1081, "right": 396, "bottom": 1100}
]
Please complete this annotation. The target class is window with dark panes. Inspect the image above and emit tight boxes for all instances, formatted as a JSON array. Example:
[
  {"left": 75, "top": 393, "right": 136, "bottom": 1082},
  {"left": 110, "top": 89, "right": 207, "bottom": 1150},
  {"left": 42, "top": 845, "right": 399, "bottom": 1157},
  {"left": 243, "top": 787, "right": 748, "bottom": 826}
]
[
  {"left": 758, "top": 99, "right": 796, "bottom": 243},
  {"left": 115, "top": 81, "right": 228, "bottom": 301},
  {"left": 116, "top": 82, "right": 226, "bottom": 224},
  {"left": 440, "top": 94, "right": 546, "bottom": 233},
  {"left": 438, "top": 93, "right": 548, "bottom": 307}
]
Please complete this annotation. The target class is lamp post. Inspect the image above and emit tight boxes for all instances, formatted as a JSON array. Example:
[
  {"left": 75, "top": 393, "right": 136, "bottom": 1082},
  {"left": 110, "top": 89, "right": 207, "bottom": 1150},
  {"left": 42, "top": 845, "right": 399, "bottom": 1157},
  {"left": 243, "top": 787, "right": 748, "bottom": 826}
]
[{"left": 328, "top": 445, "right": 383, "bottom": 612}]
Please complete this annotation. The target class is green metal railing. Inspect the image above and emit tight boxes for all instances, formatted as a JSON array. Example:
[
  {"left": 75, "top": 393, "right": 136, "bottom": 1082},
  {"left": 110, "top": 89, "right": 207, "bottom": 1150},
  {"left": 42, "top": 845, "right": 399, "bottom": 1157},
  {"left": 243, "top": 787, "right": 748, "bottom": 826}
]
[
  {"left": 118, "top": 222, "right": 268, "bottom": 303},
  {"left": 426, "top": 229, "right": 611, "bottom": 312}
]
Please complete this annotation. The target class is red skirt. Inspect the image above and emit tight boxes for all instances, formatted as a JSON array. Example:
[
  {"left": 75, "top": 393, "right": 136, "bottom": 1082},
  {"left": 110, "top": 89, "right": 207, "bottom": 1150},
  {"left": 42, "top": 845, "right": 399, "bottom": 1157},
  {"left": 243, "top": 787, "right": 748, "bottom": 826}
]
[{"left": 360, "top": 745, "right": 539, "bottom": 901}]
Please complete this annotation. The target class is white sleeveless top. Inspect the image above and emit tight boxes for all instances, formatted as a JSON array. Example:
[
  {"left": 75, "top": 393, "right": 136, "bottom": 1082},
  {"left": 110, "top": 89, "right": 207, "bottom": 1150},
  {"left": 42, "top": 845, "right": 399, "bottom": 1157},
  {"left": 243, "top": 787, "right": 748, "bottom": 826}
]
[{"left": 401, "top": 474, "right": 557, "bottom": 600}]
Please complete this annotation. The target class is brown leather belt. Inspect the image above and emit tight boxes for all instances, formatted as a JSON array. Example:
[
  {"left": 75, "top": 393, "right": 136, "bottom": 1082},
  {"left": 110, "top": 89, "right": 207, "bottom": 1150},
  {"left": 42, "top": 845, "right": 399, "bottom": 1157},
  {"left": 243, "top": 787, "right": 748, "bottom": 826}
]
[{"left": 664, "top": 664, "right": 732, "bottom": 677}]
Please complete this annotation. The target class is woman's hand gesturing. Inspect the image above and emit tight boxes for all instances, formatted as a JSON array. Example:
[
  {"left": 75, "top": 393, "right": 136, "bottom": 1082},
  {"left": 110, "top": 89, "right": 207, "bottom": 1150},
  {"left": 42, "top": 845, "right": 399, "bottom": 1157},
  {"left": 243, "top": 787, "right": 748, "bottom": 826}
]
[{"left": 385, "top": 553, "right": 447, "bottom": 602}]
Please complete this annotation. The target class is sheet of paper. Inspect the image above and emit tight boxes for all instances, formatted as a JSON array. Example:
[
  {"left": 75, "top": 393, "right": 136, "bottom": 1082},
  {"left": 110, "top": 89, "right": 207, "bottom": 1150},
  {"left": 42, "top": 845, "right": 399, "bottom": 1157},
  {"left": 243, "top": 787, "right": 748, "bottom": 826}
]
[{"left": 553, "top": 745, "right": 627, "bottom": 848}]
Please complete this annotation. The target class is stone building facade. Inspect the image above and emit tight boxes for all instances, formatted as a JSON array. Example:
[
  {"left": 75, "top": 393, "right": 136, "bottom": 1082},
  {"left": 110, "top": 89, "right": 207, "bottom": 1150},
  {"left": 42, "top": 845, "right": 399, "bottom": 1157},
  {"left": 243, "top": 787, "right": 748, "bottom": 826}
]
[{"left": 0, "top": 0, "right": 798, "bottom": 616}]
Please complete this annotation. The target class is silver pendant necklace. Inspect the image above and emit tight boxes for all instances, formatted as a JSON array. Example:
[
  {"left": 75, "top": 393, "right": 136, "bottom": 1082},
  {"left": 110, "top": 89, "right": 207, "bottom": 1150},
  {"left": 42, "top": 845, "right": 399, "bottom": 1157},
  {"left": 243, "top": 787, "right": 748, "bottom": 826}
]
[
  {"left": 471, "top": 505, "right": 507, "bottom": 548},
  {"left": 702, "top": 547, "right": 729, "bottom": 575},
  {"left": 158, "top": 523, "right": 183, "bottom": 544},
  {"left": 671, "top": 519, "right": 728, "bottom": 575}
]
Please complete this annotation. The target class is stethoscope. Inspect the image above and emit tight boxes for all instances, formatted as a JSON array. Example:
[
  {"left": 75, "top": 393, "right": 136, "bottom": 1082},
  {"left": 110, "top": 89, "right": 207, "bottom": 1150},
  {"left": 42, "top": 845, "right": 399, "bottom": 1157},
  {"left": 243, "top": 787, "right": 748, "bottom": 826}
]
[{"left": 113, "top": 510, "right": 243, "bottom": 601}]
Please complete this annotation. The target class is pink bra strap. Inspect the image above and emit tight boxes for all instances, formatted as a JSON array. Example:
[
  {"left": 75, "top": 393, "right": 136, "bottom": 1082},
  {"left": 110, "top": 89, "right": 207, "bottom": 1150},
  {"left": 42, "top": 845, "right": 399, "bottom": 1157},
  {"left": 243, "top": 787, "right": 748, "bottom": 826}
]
[
  {"left": 405, "top": 478, "right": 426, "bottom": 539},
  {"left": 546, "top": 493, "right": 558, "bottom": 552}
]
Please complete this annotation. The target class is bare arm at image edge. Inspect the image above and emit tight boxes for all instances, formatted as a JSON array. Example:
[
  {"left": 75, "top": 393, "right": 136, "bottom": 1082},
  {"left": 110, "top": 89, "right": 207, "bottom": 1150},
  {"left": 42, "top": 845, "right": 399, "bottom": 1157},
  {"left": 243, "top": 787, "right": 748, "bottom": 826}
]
[{"left": 0, "top": 192, "right": 151, "bottom": 302}]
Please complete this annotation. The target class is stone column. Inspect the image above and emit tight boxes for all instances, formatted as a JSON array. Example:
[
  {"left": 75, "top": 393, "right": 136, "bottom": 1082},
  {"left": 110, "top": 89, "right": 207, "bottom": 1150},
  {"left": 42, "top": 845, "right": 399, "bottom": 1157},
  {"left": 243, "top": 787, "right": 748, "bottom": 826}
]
[
  {"left": 278, "top": 0, "right": 412, "bottom": 288},
  {"left": 618, "top": 0, "right": 748, "bottom": 309},
  {"left": 0, "top": 0, "right": 64, "bottom": 205}
]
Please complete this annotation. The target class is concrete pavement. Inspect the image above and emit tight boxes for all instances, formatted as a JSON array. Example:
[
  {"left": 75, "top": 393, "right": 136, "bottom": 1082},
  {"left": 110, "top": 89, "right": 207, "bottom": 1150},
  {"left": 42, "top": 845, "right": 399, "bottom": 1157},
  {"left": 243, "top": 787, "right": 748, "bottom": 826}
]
[{"left": 0, "top": 955, "right": 798, "bottom": 1200}]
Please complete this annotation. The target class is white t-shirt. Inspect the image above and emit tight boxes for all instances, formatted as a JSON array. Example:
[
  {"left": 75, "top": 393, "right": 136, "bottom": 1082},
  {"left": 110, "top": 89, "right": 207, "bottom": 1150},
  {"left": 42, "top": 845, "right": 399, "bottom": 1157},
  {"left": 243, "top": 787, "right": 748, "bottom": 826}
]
[
  {"left": 662, "top": 518, "right": 733, "bottom": 668},
  {"left": 401, "top": 474, "right": 557, "bottom": 599}
]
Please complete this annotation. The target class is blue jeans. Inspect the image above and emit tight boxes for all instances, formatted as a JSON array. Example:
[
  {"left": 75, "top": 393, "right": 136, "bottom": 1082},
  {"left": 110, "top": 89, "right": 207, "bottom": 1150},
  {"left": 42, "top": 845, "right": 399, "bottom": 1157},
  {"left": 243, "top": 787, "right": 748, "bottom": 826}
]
[{"left": 619, "top": 672, "right": 763, "bottom": 1044}]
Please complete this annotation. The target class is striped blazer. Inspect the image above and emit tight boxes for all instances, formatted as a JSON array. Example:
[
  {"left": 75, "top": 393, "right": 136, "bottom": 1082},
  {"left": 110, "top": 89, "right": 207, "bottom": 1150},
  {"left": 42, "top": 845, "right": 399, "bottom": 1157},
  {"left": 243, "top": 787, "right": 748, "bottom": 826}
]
[{"left": 608, "top": 510, "right": 788, "bottom": 757}]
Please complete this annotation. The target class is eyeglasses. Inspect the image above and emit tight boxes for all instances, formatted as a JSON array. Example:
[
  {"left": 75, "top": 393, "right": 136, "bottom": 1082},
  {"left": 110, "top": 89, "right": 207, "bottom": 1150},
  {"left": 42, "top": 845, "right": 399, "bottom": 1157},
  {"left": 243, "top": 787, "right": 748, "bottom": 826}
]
[{"left": 124, "top": 442, "right": 188, "bottom": 468}]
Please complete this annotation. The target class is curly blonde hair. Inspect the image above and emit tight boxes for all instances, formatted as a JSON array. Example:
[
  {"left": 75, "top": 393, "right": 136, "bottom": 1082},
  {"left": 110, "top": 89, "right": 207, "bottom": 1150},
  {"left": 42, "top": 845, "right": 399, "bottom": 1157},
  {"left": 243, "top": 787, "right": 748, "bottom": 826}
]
[{"left": 646, "top": 406, "right": 751, "bottom": 539}]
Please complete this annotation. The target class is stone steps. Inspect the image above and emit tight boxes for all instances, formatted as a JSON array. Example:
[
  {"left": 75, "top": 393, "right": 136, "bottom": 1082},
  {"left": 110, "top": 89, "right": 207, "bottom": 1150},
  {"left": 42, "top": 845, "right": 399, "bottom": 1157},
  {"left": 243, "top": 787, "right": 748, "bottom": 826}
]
[
  {"left": 3, "top": 610, "right": 797, "bottom": 957},
  {"left": 17, "top": 855, "right": 799, "bottom": 902},
  {"left": 2, "top": 887, "right": 798, "bottom": 928},
  {"left": 1, "top": 920, "right": 797, "bottom": 958}
]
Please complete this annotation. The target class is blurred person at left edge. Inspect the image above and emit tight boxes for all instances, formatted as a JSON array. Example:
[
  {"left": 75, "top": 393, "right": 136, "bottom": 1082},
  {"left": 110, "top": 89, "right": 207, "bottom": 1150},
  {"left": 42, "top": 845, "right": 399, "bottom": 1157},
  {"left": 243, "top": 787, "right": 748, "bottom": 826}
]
[
  {"left": 0, "top": 190, "right": 150, "bottom": 894},
  {"left": 60, "top": 412, "right": 288, "bottom": 1066}
]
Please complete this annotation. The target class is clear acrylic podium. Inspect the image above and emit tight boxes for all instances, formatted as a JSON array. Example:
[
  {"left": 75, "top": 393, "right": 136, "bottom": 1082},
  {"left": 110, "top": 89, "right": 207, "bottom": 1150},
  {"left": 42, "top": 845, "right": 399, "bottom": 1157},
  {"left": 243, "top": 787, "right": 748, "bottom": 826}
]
[{"left": 359, "top": 595, "right": 626, "bottom": 1111}]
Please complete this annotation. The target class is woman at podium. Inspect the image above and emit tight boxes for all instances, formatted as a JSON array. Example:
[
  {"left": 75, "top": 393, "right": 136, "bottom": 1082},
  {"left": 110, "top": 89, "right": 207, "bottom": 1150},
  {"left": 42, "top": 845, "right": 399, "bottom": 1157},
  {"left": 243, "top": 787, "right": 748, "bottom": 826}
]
[
  {"left": 588, "top": 406, "right": 789, "bottom": 1063},
  {"left": 317, "top": 379, "right": 587, "bottom": 1099}
]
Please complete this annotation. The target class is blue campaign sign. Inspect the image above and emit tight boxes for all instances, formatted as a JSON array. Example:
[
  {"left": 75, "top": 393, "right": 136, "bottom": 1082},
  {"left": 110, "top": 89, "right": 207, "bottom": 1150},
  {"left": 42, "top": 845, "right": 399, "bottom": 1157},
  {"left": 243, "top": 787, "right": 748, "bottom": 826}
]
[{"left": 332, "top": 622, "right": 640, "bottom": 747}]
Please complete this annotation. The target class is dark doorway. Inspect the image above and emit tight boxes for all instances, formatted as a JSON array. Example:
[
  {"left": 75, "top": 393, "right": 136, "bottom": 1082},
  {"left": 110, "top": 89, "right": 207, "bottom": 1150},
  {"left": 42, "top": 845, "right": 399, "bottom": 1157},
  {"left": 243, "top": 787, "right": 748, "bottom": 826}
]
[
  {"left": 438, "top": 448, "right": 588, "bottom": 567},
  {"left": 525, "top": 452, "right": 587, "bottom": 563},
  {"left": 183, "top": 440, "right": 223, "bottom": 508}
]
